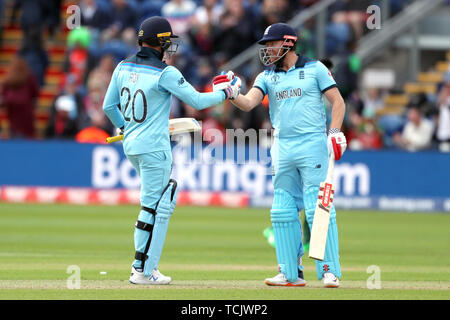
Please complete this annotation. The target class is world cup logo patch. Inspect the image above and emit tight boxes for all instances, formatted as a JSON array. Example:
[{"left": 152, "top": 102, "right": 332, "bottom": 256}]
[
  {"left": 129, "top": 72, "right": 138, "bottom": 84},
  {"left": 271, "top": 74, "right": 280, "bottom": 83}
]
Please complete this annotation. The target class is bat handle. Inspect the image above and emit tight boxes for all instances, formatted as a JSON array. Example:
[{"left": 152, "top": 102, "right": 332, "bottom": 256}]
[{"left": 106, "top": 135, "right": 124, "bottom": 144}]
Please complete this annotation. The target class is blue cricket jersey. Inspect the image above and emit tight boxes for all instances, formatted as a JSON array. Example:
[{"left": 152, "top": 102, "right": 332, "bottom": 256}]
[
  {"left": 103, "top": 47, "right": 226, "bottom": 155},
  {"left": 253, "top": 55, "right": 336, "bottom": 138}
]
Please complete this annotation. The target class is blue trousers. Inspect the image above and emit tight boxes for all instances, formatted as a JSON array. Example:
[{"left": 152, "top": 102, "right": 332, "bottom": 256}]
[
  {"left": 126, "top": 150, "right": 172, "bottom": 273},
  {"left": 271, "top": 132, "right": 341, "bottom": 280}
]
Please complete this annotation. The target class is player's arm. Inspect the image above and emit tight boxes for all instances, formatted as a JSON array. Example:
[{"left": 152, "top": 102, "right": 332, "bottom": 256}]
[
  {"left": 159, "top": 66, "right": 226, "bottom": 110},
  {"left": 229, "top": 71, "right": 266, "bottom": 112},
  {"left": 324, "top": 87, "right": 347, "bottom": 160},
  {"left": 324, "top": 87, "right": 345, "bottom": 131},
  {"left": 231, "top": 88, "right": 264, "bottom": 112},
  {"left": 316, "top": 61, "right": 347, "bottom": 160},
  {"left": 102, "top": 63, "right": 125, "bottom": 130}
]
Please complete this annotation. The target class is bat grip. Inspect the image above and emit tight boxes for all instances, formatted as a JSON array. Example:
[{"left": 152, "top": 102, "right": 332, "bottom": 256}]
[{"left": 106, "top": 135, "right": 124, "bottom": 144}]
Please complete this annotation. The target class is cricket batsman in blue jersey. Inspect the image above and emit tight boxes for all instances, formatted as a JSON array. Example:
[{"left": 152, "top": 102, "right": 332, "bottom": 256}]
[
  {"left": 102, "top": 16, "right": 239, "bottom": 285},
  {"left": 223, "top": 23, "right": 347, "bottom": 287}
]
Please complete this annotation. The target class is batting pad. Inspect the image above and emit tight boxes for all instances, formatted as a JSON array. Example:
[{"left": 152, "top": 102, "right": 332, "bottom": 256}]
[
  {"left": 144, "top": 180, "right": 178, "bottom": 277},
  {"left": 295, "top": 196, "right": 305, "bottom": 272},
  {"left": 271, "top": 189, "right": 303, "bottom": 282},
  {"left": 304, "top": 187, "right": 341, "bottom": 280},
  {"left": 132, "top": 209, "right": 155, "bottom": 270}
]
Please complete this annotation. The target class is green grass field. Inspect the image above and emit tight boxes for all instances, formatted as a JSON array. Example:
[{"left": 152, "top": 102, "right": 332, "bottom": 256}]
[{"left": 0, "top": 203, "right": 449, "bottom": 300}]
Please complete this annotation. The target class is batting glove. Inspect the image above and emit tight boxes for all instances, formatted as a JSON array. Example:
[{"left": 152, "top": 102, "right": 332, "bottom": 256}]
[
  {"left": 116, "top": 126, "right": 124, "bottom": 136},
  {"left": 213, "top": 71, "right": 241, "bottom": 100},
  {"left": 212, "top": 71, "right": 233, "bottom": 91},
  {"left": 327, "top": 128, "right": 347, "bottom": 160}
]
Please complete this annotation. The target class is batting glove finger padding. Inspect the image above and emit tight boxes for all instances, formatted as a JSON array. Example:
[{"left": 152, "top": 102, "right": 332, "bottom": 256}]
[
  {"left": 213, "top": 75, "right": 230, "bottom": 84},
  {"left": 327, "top": 130, "right": 347, "bottom": 160},
  {"left": 212, "top": 71, "right": 234, "bottom": 90},
  {"left": 212, "top": 76, "right": 230, "bottom": 93}
]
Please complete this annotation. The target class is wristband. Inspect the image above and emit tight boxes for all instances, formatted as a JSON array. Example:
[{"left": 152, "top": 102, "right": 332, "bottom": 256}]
[{"left": 328, "top": 128, "right": 340, "bottom": 135}]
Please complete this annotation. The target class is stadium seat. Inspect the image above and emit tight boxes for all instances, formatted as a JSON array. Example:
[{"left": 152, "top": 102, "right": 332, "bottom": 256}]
[
  {"left": 436, "top": 61, "right": 450, "bottom": 72},
  {"left": 418, "top": 72, "right": 444, "bottom": 83},
  {"left": 0, "top": 1, "right": 70, "bottom": 139},
  {"left": 404, "top": 82, "right": 437, "bottom": 95}
]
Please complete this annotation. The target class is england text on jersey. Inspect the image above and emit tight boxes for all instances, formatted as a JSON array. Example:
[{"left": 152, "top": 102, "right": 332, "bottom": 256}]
[{"left": 275, "top": 88, "right": 302, "bottom": 101}]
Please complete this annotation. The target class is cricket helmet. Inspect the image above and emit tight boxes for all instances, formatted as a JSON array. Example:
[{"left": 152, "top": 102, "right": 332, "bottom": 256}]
[
  {"left": 258, "top": 23, "right": 298, "bottom": 66},
  {"left": 138, "top": 16, "right": 179, "bottom": 55}
]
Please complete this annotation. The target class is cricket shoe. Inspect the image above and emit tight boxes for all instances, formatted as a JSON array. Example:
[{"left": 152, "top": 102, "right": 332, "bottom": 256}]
[
  {"left": 265, "top": 273, "right": 306, "bottom": 287},
  {"left": 323, "top": 272, "right": 339, "bottom": 288},
  {"left": 129, "top": 266, "right": 172, "bottom": 285}
]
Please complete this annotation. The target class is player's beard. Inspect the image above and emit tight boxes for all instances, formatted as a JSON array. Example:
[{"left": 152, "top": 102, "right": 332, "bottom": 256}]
[{"left": 274, "top": 48, "right": 289, "bottom": 68}]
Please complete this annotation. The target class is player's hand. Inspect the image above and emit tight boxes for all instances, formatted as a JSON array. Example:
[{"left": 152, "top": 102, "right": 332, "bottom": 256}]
[
  {"left": 327, "top": 129, "right": 347, "bottom": 160},
  {"left": 225, "top": 74, "right": 241, "bottom": 99},
  {"left": 213, "top": 71, "right": 241, "bottom": 100},
  {"left": 212, "top": 71, "right": 233, "bottom": 91},
  {"left": 116, "top": 126, "right": 124, "bottom": 136}
]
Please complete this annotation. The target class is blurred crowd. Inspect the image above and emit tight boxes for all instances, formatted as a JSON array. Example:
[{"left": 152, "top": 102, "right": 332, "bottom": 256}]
[
  {"left": 0, "top": 0, "right": 449, "bottom": 152},
  {"left": 342, "top": 78, "right": 450, "bottom": 153}
]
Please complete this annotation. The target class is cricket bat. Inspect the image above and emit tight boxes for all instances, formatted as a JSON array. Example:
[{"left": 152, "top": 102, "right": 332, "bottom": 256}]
[
  {"left": 309, "top": 154, "right": 335, "bottom": 261},
  {"left": 105, "top": 118, "right": 201, "bottom": 144}
]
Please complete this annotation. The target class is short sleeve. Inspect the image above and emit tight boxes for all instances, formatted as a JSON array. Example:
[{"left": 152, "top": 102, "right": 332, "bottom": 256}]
[
  {"left": 253, "top": 72, "right": 267, "bottom": 96},
  {"left": 316, "top": 61, "right": 337, "bottom": 93}
]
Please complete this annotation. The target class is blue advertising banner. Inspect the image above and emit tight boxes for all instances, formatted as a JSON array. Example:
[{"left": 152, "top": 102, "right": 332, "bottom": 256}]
[{"left": 1, "top": 140, "right": 449, "bottom": 211}]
